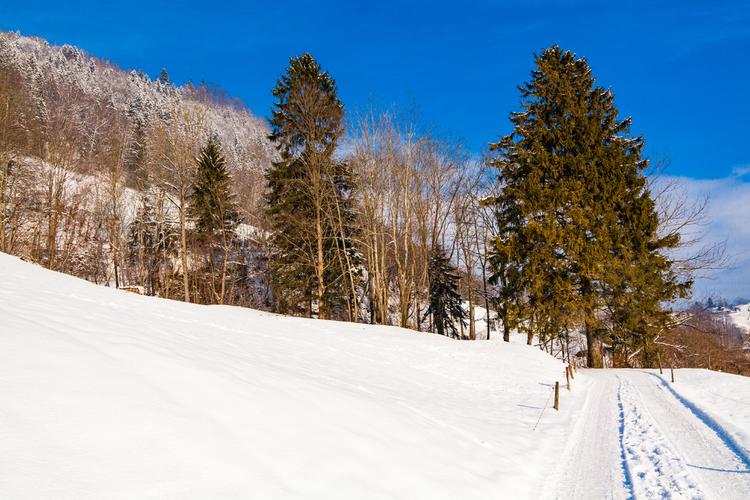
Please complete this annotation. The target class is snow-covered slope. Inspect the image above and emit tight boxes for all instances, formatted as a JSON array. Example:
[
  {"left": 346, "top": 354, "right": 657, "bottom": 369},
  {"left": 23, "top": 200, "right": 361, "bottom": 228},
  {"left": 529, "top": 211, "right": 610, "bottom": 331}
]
[
  {"left": 0, "top": 252, "right": 582, "bottom": 499},
  {"left": 727, "top": 302, "right": 750, "bottom": 333}
]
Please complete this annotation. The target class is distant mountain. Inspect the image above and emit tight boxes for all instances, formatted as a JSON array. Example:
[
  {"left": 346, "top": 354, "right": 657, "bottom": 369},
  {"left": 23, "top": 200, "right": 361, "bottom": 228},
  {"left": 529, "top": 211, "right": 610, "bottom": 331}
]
[{"left": 0, "top": 29, "right": 276, "bottom": 183}]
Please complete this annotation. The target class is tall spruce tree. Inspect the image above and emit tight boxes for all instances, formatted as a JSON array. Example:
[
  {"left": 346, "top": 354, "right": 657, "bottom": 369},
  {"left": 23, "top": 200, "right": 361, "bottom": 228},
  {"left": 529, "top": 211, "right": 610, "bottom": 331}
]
[
  {"left": 266, "top": 53, "right": 358, "bottom": 319},
  {"left": 424, "top": 247, "right": 468, "bottom": 338},
  {"left": 488, "top": 46, "right": 688, "bottom": 365}
]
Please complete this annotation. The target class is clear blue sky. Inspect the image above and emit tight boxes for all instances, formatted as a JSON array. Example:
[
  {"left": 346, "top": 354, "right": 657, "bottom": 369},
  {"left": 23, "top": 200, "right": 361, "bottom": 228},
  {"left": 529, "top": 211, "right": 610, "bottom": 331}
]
[{"left": 2, "top": 0, "right": 749, "bottom": 179}]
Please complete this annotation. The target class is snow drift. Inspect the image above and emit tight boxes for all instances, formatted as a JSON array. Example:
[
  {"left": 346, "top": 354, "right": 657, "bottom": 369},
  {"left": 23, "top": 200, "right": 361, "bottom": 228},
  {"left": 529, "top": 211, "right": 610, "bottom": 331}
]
[{"left": 0, "top": 252, "right": 580, "bottom": 499}]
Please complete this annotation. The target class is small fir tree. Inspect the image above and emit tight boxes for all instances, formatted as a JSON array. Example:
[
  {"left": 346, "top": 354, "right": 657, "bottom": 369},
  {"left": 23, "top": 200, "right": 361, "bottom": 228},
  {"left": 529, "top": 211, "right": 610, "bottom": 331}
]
[
  {"left": 424, "top": 247, "right": 468, "bottom": 338},
  {"left": 190, "top": 137, "right": 240, "bottom": 236},
  {"left": 189, "top": 137, "right": 242, "bottom": 304}
]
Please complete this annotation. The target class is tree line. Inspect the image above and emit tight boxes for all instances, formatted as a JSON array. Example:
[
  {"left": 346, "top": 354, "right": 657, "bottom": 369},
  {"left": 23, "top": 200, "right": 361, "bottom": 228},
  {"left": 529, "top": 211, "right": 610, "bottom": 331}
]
[{"left": 1, "top": 31, "right": 717, "bottom": 367}]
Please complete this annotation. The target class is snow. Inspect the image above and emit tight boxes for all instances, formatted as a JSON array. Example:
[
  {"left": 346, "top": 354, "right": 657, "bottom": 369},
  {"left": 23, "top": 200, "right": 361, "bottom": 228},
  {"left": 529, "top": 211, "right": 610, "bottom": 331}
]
[
  {"left": 616, "top": 376, "right": 702, "bottom": 498},
  {"left": 662, "top": 368, "right": 750, "bottom": 463},
  {"left": 0, "top": 29, "right": 276, "bottom": 187},
  {"left": 726, "top": 302, "right": 750, "bottom": 334},
  {"left": 545, "top": 370, "right": 750, "bottom": 499},
  {"left": 3, "top": 252, "right": 750, "bottom": 499},
  {"left": 0, "top": 252, "right": 580, "bottom": 499}
]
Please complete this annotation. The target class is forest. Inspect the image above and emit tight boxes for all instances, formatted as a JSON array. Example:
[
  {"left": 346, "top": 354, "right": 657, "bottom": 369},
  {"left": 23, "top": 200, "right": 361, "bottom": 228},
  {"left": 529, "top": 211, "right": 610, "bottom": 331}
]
[{"left": 0, "top": 30, "right": 739, "bottom": 370}]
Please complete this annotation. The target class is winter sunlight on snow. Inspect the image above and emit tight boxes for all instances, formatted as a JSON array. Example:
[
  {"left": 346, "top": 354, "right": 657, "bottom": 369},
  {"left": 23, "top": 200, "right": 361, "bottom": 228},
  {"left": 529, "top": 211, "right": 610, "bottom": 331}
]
[{"left": 2, "top": 4, "right": 750, "bottom": 498}]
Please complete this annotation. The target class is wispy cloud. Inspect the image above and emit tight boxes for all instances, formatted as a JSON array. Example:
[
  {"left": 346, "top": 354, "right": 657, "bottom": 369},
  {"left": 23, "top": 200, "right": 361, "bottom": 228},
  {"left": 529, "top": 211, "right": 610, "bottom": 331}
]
[
  {"left": 658, "top": 173, "right": 750, "bottom": 302},
  {"left": 731, "top": 164, "right": 750, "bottom": 178}
]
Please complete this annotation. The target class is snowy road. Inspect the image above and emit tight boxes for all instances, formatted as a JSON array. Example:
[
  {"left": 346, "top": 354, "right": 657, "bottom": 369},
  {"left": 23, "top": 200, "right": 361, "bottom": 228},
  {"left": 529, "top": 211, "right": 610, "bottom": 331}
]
[{"left": 545, "top": 369, "right": 750, "bottom": 499}]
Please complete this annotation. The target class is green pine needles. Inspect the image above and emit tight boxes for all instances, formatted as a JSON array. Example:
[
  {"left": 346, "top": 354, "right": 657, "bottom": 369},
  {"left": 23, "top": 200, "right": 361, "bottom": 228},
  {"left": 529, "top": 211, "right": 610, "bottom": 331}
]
[
  {"left": 488, "top": 46, "right": 689, "bottom": 366},
  {"left": 424, "top": 247, "right": 468, "bottom": 338},
  {"left": 265, "top": 53, "right": 360, "bottom": 320},
  {"left": 190, "top": 137, "right": 240, "bottom": 236}
]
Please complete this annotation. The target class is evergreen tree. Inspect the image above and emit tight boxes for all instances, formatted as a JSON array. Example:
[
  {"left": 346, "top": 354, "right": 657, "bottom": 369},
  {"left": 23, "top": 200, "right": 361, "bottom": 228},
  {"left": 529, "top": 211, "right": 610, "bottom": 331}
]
[
  {"left": 265, "top": 53, "right": 359, "bottom": 319},
  {"left": 424, "top": 247, "right": 468, "bottom": 338},
  {"left": 190, "top": 137, "right": 240, "bottom": 236},
  {"left": 486, "top": 198, "right": 523, "bottom": 343},
  {"left": 488, "top": 46, "right": 688, "bottom": 365},
  {"left": 189, "top": 137, "right": 242, "bottom": 304}
]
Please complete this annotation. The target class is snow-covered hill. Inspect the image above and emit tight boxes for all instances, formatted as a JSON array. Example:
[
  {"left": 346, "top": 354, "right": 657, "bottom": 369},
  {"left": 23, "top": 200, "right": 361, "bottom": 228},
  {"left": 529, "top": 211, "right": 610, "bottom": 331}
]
[
  {"left": 5, "top": 252, "right": 750, "bottom": 499},
  {"left": 0, "top": 30, "right": 276, "bottom": 172},
  {"left": 727, "top": 303, "right": 750, "bottom": 333},
  {"left": 0, "top": 252, "right": 582, "bottom": 499}
]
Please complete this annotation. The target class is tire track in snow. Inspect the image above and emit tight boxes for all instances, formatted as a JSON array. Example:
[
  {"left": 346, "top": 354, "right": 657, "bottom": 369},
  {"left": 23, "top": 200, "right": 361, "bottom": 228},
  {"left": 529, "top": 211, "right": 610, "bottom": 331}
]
[
  {"left": 616, "top": 376, "right": 703, "bottom": 499},
  {"left": 541, "top": 371, "right": 629, "bottom": 500},
  {"left": 545, "top": 370, "right": 750, "bottom": 499},
  {"left": 629, "top": 371, "right": 750, "bottom": 499},
  {"left": 615, "top": 379, "right": 636, "bottom": 500},
  {"left": 644, "top": 371, "right": 750, "bottom": 470}
]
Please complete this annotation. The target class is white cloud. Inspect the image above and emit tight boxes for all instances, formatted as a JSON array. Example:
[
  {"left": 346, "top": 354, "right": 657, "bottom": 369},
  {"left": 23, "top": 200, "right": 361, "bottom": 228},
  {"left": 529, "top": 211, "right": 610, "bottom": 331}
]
[
  {"left": 731, "top": 164, "right": 750, "bottom": 178},
  {"left": 656, "top": 174, "right": 750, "bottom": 302}
]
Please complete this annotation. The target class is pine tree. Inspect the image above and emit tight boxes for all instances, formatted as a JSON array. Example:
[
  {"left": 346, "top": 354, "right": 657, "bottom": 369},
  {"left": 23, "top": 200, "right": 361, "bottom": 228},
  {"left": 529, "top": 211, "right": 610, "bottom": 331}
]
[
  {"left": 424, "top": 247, "right": 468, "bottom": 338},
  {"left": 601, "top": 187, "right": 689, "bottom": 366},
  {"left": 190, "top": 137, "right": 240, "bottom": 236},
  {"left": 265, "top": 53, "right": 359, "bottom": 319},
  {"left": 488, "top": 47, "right": 584, "bottom": 349},
  {"left": 189, "top": 137, "right": 241, "bottom": 304},
  {"left": 488, "top": 46, "right": 688, "bottom": 365}
]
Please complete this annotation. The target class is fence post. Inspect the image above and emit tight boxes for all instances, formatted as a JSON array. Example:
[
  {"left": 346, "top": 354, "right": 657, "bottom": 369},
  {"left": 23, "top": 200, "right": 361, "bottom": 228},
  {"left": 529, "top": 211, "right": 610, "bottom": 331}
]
[
  {"left": 670, "top": 364, "right": 675, "bottom": 383},
  {"left": 657, "top": 352, "right": 663, "bottom": 375},
  {"left": 566, "top": 367, "right": 571, "bottom": 390},
  {"left": 570, "top": 361, "right": 575, "bottom": 379},
  {"left": 553, "top": 381, "right": 560, "bottom": 411}
]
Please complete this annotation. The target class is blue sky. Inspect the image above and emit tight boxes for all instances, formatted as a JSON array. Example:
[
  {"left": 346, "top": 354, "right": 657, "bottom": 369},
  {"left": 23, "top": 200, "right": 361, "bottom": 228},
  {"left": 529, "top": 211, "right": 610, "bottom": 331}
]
[
  {"left": 3, "top": 0, "right": 749, "bottom": 179},
  {"left": 3, "top": 0, "right": 750, "bottom": 298}
]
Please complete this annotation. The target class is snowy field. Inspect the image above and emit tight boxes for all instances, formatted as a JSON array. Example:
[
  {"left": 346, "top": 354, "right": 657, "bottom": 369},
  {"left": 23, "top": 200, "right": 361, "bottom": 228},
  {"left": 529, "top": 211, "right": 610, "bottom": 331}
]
[
  {"left": 2, "top": 252, "right": 750, "bottom": 499},
  {"left": 0, "top": 253, "right": 581, "bottom": 499}
]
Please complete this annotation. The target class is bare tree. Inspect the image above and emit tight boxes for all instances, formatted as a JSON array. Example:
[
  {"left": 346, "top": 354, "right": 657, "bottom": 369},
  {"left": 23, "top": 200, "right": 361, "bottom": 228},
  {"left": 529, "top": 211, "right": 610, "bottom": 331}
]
[{"left": 147, "top": 100, "right": 206, "bottom": 303}]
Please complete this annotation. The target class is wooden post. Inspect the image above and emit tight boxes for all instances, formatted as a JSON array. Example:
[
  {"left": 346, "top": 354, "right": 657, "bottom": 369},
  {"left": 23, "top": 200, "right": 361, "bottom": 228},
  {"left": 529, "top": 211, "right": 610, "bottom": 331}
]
[
  {"left": 565, "top": 367, "right": 571, "bottom": 390},
  {"left": 670, "top": 364, "right": 675, "bottom": 383},
  {"left": 569, "top": 362, "right": 575, "bottom": 379},
  {"left": 657, "top": 352, "right": 663, "bottom": 375},
  {"left": 553, "top": 382, "right": 560, "bottom": 411}
]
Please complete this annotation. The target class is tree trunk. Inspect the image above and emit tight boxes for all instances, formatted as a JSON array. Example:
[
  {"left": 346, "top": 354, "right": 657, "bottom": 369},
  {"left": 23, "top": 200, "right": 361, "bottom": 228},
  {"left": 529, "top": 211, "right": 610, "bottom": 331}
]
[
  {"left": 368, "top": 271, "right": 376, "bottom": 324},
  {"left": 481, "top": 269, "right": 491, "bottom": 340},
  {"left": 468, "top": 295, "right": 475, "bottom": 340},
  {"left": 179, "top": 198, "right": 190, "bottom": 303},
  {"left": 586, "top": 323, "right": 604, "bottom": 368},
  {"left": 219, "top": 232, "right": 230, "bottom": 305},
  {"left": 416, "top": 301, "right": 422, "bottom": 332},
  {"left": 315, "top": 209, "right": 326, "bottom": 320}
]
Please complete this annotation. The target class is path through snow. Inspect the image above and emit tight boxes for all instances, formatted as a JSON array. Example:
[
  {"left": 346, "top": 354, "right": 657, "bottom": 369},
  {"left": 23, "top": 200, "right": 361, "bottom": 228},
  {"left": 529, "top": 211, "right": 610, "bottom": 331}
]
[{"left": 546, "top": 370, "right": 750, "bottom": 499}]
